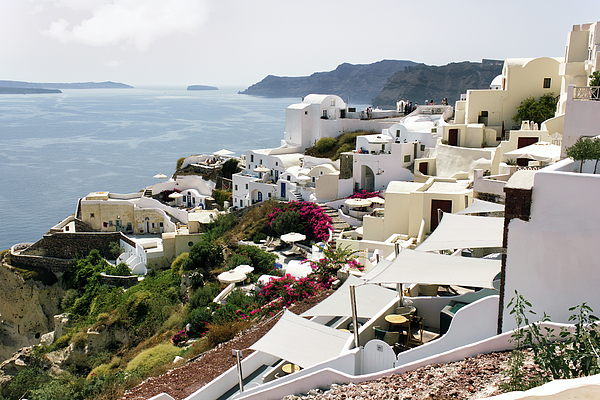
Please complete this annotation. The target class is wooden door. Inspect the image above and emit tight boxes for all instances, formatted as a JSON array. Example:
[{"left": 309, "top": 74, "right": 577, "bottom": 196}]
[
  {"left": 419, "top": 162, "right": 428, "bottom": 175},
  {"left": 517, "top": 137, "right": 538, "bottom": 149},
  {"left": 448, "top": 129, "right": 459, "bottom": 146},
  {"left": 430, "top": 199, "right": 452, "bottom": 232}
]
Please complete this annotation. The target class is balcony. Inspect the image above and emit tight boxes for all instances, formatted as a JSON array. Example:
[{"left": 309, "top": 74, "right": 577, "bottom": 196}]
[{"left": 573, "top": 86, "right": 600, "bottom": 101}]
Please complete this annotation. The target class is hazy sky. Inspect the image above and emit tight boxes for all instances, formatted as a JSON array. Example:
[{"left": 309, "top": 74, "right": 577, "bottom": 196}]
[{"left": 1, "top": 0, "right": 598, "bottom": 88}]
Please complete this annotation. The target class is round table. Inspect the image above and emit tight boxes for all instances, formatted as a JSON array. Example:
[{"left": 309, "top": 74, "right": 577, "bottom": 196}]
[
  {"left": 282, "top": 363, "right": 300, "bottom": 374},
  {"left": 385, "top": 314, "right": 408, "bottom": 325}
]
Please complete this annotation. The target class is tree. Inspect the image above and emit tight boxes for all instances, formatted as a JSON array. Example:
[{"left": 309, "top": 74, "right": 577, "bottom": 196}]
[
  {"left": 221, "top": 158, "right": 240, "bottom": 179},
  {"left": 589, "top": 70, "right": 600, "bottom": 87},
  {"left": 513, "top": 93, "right": 559, "bottom": 126},
  {"left": 565, "top": 137, "right": 600, "bottom": 173},
  {"left": 182, "top": 239, "right": 223, "bottom": 279}
]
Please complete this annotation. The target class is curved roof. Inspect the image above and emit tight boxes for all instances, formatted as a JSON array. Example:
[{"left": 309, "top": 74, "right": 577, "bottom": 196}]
[{"left": 303, "top": 94, "right": 344, "bottom": 105}]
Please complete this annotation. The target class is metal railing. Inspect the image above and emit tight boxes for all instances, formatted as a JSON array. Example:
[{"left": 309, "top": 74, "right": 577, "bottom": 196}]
[{"left": 573, "top": 86, "right": 600, "bottom": 100}]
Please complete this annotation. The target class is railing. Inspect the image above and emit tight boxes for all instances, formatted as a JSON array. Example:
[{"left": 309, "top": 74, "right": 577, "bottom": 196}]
[
  {"left": 516, "top": 166, "right": 542, "bottom": 171},
  {"left": 573, "top": 86, "right": 600, "bottom": 100}
]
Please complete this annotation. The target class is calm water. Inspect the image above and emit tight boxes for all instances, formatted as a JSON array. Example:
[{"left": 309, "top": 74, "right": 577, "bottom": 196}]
[{"left": 0, "top": 87, "right": 296, "bottom": 250}]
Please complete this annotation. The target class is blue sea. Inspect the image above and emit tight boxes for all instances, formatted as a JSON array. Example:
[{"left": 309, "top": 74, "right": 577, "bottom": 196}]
[{"left": 0, "top": 87, "right": 296, "bottom": 250}]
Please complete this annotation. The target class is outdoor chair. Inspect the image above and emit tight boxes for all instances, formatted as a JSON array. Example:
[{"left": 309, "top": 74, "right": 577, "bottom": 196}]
[
  {"left": 395, "top": 306, "right": 416, "bottom": 316},
  {"left": 407, "top": 315, "right": 425, "bottom": 347},
  {"left": 373, "top": 326, "right": 400, "bottom": 346}
]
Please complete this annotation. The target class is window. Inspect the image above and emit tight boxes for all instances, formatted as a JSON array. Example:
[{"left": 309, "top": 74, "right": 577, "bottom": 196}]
[
  {"left": 159, "top": 222, "right": 163, "bottom": 227},
  {"left": 275, "top": 162, "right": 278, "bottom": 166},
  {"left": 152, "top": 223, "right": 156, "bottom": 228},
  {"left": 287, "top": 176, "right": 290, "bottom": 181},
  {"left": 116, "top": 220, "right": 122, "bottom": 227},
  {"left": 330, "top": 99, "right": 335, "bottom": 106},
  {"left": 188, "top": 241, "right": 194, "bottom": 247},
  {"left": 305, "top": 111, "right": 308, "bottom": 115},
  {"left": 245, "top": 183, "right": 248, "bottom": 189},
  {"left": 543, "top": 78, "right": 551, "bottom": 88},
  {"left": 312, "top": 177, "right": 316, "bottom": 183},
  {"left": 421, "top": 144, "right": 425, "bottom": 151},
  {"left": 250, "top": 154, "right": 254, "bottom": 162},
  {"left": 235, "top": 184, "right": 238, "bottom": 191},
  {"left": 90, "top": 213, "right": 95, "bottom": 219},
  {"left": 404, "top": 155, "right": 411, "bottom": 162},
  {"left": 396, "top": 130, "right": 400, "bottom": 138},
  {"left": 320, "top": 171, "right": 323, "bottom": 175},
  {"left": 109, "top": 220, "right": 113, "bottom": 227},
  {"left": 260, "top": 159, "right": 262, "bottom": 165},
  {"left": 322, "top": 109, "right": 328, "bottom": 118},
  {"left": 268, "top": 193, "right": 272, "bottom": 198}
]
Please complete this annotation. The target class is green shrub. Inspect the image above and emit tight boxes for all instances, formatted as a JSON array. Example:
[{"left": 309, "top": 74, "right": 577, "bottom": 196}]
[
  {"left": 170, "top": 252, "right": 189, "bottom": 274},
  {"left": 188, "top": 283, "right": 220, "bottom": 310},
  {"left": 104, "top": 262, "right": 131, "bottom": 276},
  {"left": 1, "top": 366, "right": 51, "bottom": 400},
  {"left": 61, "top": 288, "right": 79, "bottom": 311},
  {"left": 125, "top": 344, "right": 181, "bottom": 377},
  {"left": 206, "top": 321, "right": 249, "bottom": 347},
  {"left": 334, "top": 143, "right": 354, "bottom": 160},
  {"left": 125, "top": 291, "right": 152, "bottom": 324},
  {"left": 182, "top": 240, "right": 223, "bottom": 277},
  {"left": 316, "top": 137, "right": 336, "bottom": 153},
  {"left": 186, "top": 307, "right": 213, "bottom": 332},
  {"left": 176, "top": 157, "right": 186, "bottom": 170},
  {"left": 213, "top": 189, "right": 232, "bottom": 207},
  {"left": 270, "top": 210, "right": 304, "bottom": 235},
  {"left": 512, "top": 92, "right": 559, "bottom": 126},
  {"left": 235, "top": 245, "right": 277, "bottom": 275},
  {"left": 89, "top": 356, "right": 121, "bottom": 378},
  {"left": 71, "top": 331, "right": 88, "bottom": 349},
  {"left": 159, "top": 312, "right": 184, "bottom": 334},
  {"left": 108, "top": 242, "right": 123, "bottom": 259},
  {"left": 252, "top": 232, "right": 267, "bottom": 243}
]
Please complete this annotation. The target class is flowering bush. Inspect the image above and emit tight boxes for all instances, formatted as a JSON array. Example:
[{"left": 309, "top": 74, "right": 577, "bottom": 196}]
[
  {"left": 171, "top": 329, "right": 188, "bottom": 345},
  {"left": 347, "top": 190, "right": 383, "bottom": 199},
  {"left": 267, "top": 201, "right": 332, "bottom": 242}
]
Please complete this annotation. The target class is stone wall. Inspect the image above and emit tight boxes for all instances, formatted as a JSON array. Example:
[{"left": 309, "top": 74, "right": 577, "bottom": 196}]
[
  {"left": 23, "top": 232, "right": 124, "bottom": 259},
  {"left": 99, "top": 273, "right": 139, "bottom": 288},
  {"left": 339, "top": 154, "right": 353, "bottom": 180}
]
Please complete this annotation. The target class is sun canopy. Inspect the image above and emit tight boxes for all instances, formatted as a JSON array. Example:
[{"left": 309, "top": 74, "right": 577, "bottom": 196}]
[
  {"left": 213, "top": 149, "right": 234, "bottom": 156},
  {"left": 456, "top": 199, "right": 505, "bottom": 215},
  {"left": 504, "top": 142, "right": 560, "bottom": 162},
  {"left": 360, "top": 259, "right": 392, "bottom": 281},
  {"left": 250, "top": 310, "right": 351, "bottom": 368},
  {"left": 416, "top": 213, "right": 503, "bottom": 252},
  {"left": 366, "top": 249, "right": 500, "bottom": 289},
  {"left": 301, "top": 275, "right": 397, "bottom": 319}
]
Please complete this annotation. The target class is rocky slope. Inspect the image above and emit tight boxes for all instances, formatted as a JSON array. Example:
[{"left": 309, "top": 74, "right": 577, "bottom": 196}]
[
  {"left": 0, "top": 264, "right": 64, "bottom": 362},
  {"left": 239, "top": 60, "right": 418, "bottom": 103},
  {"left": 0, "top": 80, "right": 133, "bottom": 89},
  {"left": 372, "top": 60, "right": 503, "bottom": 108}
]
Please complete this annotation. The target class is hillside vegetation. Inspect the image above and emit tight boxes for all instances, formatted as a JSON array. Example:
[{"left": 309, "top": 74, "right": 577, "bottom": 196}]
[{"left": 304, "top": 130, "right": 373, "bottom": 160}]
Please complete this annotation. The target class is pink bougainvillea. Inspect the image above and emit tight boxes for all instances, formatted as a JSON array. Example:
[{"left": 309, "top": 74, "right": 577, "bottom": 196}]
[
  {"left": 347, "top": 190, "right": 383, "bottom": 199},
  {"left": 267, "top": 201, "right": 332, "bottom": 242}
]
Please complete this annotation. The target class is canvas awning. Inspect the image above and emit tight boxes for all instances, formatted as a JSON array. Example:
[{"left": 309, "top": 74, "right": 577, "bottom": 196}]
[
  {"left": 250, "top": 310, "right": 351, "bottom": 368},
  {"left": 503, "top": 142, "right": 560, "bottom": 162},
  {"left": 301, "top": 275, "right": 397, "bottom": 319},
  {"left": 416, "top": 213, "right": 504, "bottom": 252},
  {"left": 360, "top": 259, "right": 392, "bottom": 281},
  {"left": 456, "top": 199, "right": 505, "bottom": 215},
  {"left": 365, "top": 249, "right": 500, "bottom": 289}
]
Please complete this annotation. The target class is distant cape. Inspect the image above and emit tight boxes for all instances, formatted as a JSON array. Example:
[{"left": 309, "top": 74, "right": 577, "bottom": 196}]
[
  {"left": 0, "top": 80, "right": 134, "bottom": 90},
  {"left": 238, "top": 60, "right": 418, "bottom": 103},
  {"left": 187, "top": 85, "right": 219, "bottom": 91}
]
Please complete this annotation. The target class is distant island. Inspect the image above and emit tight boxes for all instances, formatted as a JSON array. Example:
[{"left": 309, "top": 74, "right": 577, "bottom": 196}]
[
  {"left": 187, "top": 85, "right": 219, "bottom": 91},
  {"left": 0, "top": 87, "right": 62, "bottom": 94},
  {"left": 0, "top": 80, "right": 133, "bottom": 93}
]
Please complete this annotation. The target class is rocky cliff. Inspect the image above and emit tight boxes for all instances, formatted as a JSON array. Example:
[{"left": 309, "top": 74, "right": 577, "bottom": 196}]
[
  {"left": 371, "top": 60, "right": 503, "bottom": 108},
  {"left": 239, "top": 60, "right": 418, "bottom": 103},
  {"left": 0, "top": 80, "right": 133, "bottom": 89},
  {"left": 0, "top": 265, "right": 63, "bottom": 362}
]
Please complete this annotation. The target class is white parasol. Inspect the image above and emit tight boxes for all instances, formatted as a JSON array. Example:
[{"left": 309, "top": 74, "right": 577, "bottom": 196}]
[
  {"left": 253, "top": 165, "right": 270, "bottom": 173},
  {"left": 168, "top": 192, "right": 184, "bottom": 199},
  {"left": 217, "top": 269, "right": 247, "bottom": 284},
  {"left": 153, "top": 173, "right": 168, "bottom": 179},
  {"left": 234, "top": 264, "right": 254, "bottom": 274},
  {"left": 213, "top": 149, "right": 235, "bottom": 157},
  {"left": 344, "top": 198, "right": 372, "bottom": 208},
  {"left": 280, "top": 232, "right": 306, "bottom": 243}
]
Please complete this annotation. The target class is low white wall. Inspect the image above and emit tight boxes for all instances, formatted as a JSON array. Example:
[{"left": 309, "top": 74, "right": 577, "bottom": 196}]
[
  {"left": 487, "top": 374, "right": 600, "bottom": 400},
  {"left": 186, "top": 351, "right": 279, "bottom": 400},
  {"left": 136, "top": 197, "right": 188, "bottom": 225}
]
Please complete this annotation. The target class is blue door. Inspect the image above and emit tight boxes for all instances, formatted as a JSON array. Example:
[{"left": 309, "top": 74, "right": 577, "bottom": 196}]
[
  {"left": 274, "top": 170, "right": 279, "bottom": 182},
  {"left": 280, "top": 182, "right": 286, "bottom": 199},
  {"left": 257, "top": 191, "right": 263, "bottom": 202}
]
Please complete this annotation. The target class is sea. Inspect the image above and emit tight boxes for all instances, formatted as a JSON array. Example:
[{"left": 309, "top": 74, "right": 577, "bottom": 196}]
[{"left": 0, "top": 87, "right": 297, "bottom": 250}]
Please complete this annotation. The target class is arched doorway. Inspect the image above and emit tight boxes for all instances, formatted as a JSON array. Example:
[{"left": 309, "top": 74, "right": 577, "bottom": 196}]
[{"left": 361, "top": 165, "right": 375, "bottom": 192}]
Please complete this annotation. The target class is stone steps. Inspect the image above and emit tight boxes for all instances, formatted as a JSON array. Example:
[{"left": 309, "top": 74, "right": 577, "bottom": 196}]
[{"left": 318, "top": 204, "right": 351, "bottom": 248}]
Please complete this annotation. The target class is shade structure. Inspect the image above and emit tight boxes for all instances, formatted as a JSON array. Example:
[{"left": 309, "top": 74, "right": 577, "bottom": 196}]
[
  {"left": 213, "top": 149, "right": 234, "bottom": 157},
  {"left": 416, "top": 213, "right": 504, "bottom": 252},
  {"left": 297, "top": 175, "right": 311, "bottom": 184},
  {"left": 250, "top": 310, "right": 351, "bottom": 368},
  {"left": 345, "top": 198, "right": 372, "bottom": 208},
  {"left": 168, "top": 192, "right": 184, "bottom": 199},
  {"left": 301, "top": 275, "right": 397, "bottom": 319},
  {"left": 456, "top": 199, "right": 504, "bottom": 215},
  {"left": 360, "top": 259, "right": 392, "bottom": 281},
  {"left": 153, "top": 173, "right": 168, "bottom": 179},
  {"left": 253, "top": 165, "right": 270, "bottom": 173},
  {"left": 280, "top": 232, "right": 306, "bottom": 243},
  {"left": 366, "top": 249, "right": 500, "bottom": 289},
  {"left": 504, "top": 142, "right": 561, "bottom": 162},
  {"left": 234, "top": 264, "right": 254, "bottom": 274},
  {"left": 217, "top": 269, "right": 247, "bottom": 284}
]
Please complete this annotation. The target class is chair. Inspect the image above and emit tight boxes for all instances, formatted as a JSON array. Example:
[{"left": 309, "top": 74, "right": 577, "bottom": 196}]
[
  {"left": 373, "top": 326, "right": 386, "bottom": 341},
  {"left": 395, "top": 306, "right": 416, "bottom": 316},
  {"left": 407, "top": 315, "right": 425, "bottom": 347},
  {"left": 383, "top": 331, "right": 400, "bottom": 346}
]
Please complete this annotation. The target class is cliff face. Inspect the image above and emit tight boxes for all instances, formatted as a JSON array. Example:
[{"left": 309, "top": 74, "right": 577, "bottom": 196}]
[
  {"left": 239, "top": 60, "right": 418, "bottom": 103},
  {"left": 0, "top": 265, "right": 63, "bottom": 362},
  {"left": 371, "top": 60, "right": 503, "bottom": 108}
]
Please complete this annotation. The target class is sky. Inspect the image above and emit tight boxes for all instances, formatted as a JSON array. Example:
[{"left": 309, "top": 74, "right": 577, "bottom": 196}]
[{"left": 1, "top": 0, "right": 599, "bottom": 88}]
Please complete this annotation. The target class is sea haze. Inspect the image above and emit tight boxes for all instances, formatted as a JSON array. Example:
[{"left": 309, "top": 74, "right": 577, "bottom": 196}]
[{"left": 0, "top": 87, "right": 297, "bottom": 250}]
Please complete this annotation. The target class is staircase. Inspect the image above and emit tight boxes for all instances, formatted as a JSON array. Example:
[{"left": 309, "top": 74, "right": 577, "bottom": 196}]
[
  {"left": 319, "top": 204, "right": 351, "bottom": 248},
  {"left": 292, "top": 190, "right": 303, "bottom": 201},
  {"left": 143, "top": 187, "right": 153, "bottom": 197}
]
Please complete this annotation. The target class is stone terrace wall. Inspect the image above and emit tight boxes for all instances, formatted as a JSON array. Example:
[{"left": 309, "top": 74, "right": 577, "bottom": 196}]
[
  {"left": 23, "top": 232, "right": 125, "bottom": 259},
  {"left": 100, "top": 273, "right": 139, "bottom": 288}
]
